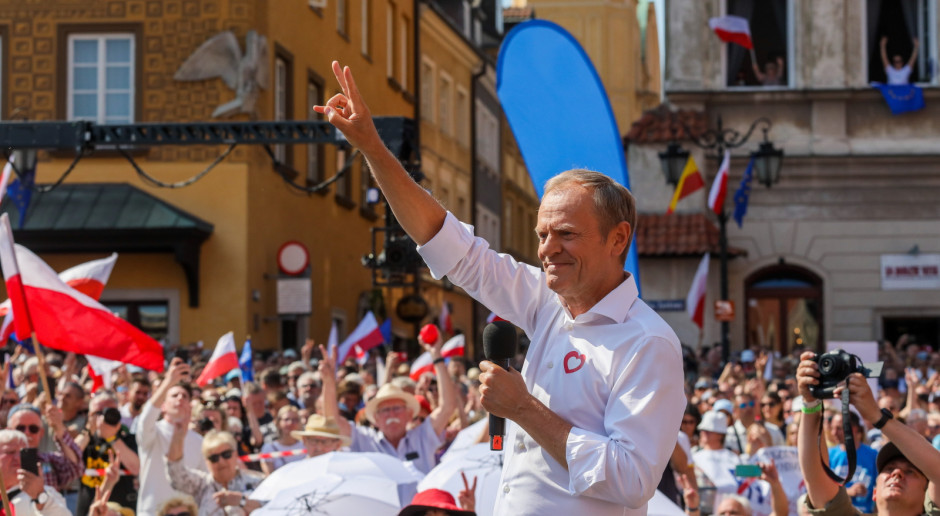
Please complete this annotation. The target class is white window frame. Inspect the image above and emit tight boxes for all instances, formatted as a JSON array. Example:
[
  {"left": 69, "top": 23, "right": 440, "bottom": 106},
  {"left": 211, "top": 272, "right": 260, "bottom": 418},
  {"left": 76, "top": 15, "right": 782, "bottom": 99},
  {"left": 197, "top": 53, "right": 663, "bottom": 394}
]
[
  {"left": 387, "top": 2, "right": 395, "bottom": 79},
  {"left": 274, "top": 57, "right": 288, "bottom": 163},
  {"left": 337, "top": 0, "right": 348, "bottom": 35},
  {"left": 861, "top": 0, "right": 938, "bottom": 86},
  {"left": 100, "top": 288, "right": 180, "bottom": 347},
  {"left": 307, "top": 80, "right": 322, "bottom": 183},
  {"left": 400, "top": 15, "right": 409, "bottom": 90},
  {"left": 462, "top": 1, "right": 472, "bottom": 38},
  {"left": 421, "top": 57, "right": 436, "bottom": 122},
  {"left": 721, "top": 0, "right": 795, "bottom": 90},
  {"left": 361, "top": 0, "right": 371, "bottom": 56},
  {"left": 456, "top": 86, "right": 470, "bottom": 148},
  {"left": 67, "top": 33, "right": 135, "bottom": 123},
  {"left": 438, "top": 72, "right": 453, "bottom": 136}
]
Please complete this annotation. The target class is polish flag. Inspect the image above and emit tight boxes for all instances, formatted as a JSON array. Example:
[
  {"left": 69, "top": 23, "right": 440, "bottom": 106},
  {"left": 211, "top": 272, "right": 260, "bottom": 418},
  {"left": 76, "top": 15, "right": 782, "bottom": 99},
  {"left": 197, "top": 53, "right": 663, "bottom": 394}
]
[
  {"left": 0, "top": 157, "right": 13, "bottom": 204},
  {"left": 409, "top": 351, "right": 434, "bottom": 381},
  {"left": 441, "top": 334, "right": 465, "bottom": 358},
  {"left": 708, "top": 16, "right": 753, "bottom": 49},
  {"left": 686, "top": 254, "right": 710, "bottom": 329},
  {"left": 336, "top": 311, "right": 384, "bottom": 363},
  {"left": 354, "top": 343, "right": 369, "bottom": 367},
  {"left": 0, "top": 214, "right": 164, "bottom": 371},
  {"left": 0, "top": 253, "right": 118, "bottom": 345},
  {"left": 86, "top": 354, "right": 121, "bottom": 392},
  {"left": 195, "top": 332, "right": 239, "bottom": 386},
  {"left": 440, "top": 301, "right": 453, "bottom": 336},
  {"left": 485, "top": 312, "right": 504, "bottom": 324},
  {"left": 326, "top": 320, "right": 339, "bottom": 359},
  {"left": 708, "top": 150, "right": 730, "bottom": 216}
]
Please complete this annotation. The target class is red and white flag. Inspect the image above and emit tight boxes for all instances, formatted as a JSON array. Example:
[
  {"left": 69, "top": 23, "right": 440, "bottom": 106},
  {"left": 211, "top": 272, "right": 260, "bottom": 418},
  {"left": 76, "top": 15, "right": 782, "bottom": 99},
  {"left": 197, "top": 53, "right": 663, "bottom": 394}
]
[
  {"left": 337, "top": 311, "right": 384, "bottom": 363},
  {"left": 441, "top": 334, "right": 465, "bottom": 358},
  {"left": 0, "top": 214, "right": 164, "bottom": 371},
  {"left": 708, "top": 16, "right": 752, "bottom": 49},
  {"left": 409, "top": 351, "right": 434, "bottom": 381},
  {"left": 485, "top": 312, "right": 504, "bottom": 324},
  {"left": 354, "top": 343, "right": 369, "bottom": 367},
  {"left": 686, "top": 254, "right": 710, "bottom": 329},
  {"left": 708, "top": 150, "right": 731, "bottom": 216},
  {"left": 440, "top": 301, "right": 453, "bottom": 336},
  {"left": 195, "top": 332, "right": 239, "bottom": 386},
  {"left": 0, "top": 157, "right": 13, "bottom": 204},
  {"left": 86, "top": 354, "right": 121, "bottom": 392},
  {"left": 326, "top": 320, "right": 338, "bottom": 358}
]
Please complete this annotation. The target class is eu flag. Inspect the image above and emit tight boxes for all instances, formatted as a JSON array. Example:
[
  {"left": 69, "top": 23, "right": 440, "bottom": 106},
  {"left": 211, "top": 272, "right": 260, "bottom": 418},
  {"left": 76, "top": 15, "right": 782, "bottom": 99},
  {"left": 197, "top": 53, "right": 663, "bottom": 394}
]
[
  {"left": 875, "top": 84, "right": 925, "bottom": 115},
  {"left": 239, "top": 338, "right": 254, "bottom": 383},
  {"left": 733, "top": 157, "right": 755, "bottom": 228},
  {"left": 6, "top": 162, "right": 35, "bottom": 229}
]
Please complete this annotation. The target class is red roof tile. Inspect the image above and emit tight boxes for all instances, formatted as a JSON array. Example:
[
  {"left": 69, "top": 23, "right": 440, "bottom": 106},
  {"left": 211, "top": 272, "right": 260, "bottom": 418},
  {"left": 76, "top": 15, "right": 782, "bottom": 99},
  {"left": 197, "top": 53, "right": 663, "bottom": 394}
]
[
  {"left": 503, "top": 7, "right": 534, "bottom": 21},
  {"left": 636, "top": 213, "right": 747, "bottom": 257},
  {"left": 624, "top": 104, "right": 707, "bottom": 145}
]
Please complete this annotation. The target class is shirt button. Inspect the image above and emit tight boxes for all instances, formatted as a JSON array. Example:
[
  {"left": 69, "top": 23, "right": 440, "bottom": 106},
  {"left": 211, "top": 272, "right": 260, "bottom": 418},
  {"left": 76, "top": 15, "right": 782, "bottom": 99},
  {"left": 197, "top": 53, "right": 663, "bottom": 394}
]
[
  {"left": 503, "top": 484, "right": 511, "bottom": 494},
  {"left": 547, "top": 362, "right": 553, "bottom": 369},
  {"left": 564, "top": 322, "right": 573, "bottom": 331},
  {"left": 516, "top": 441, "right": 525, "bottom": 451}
]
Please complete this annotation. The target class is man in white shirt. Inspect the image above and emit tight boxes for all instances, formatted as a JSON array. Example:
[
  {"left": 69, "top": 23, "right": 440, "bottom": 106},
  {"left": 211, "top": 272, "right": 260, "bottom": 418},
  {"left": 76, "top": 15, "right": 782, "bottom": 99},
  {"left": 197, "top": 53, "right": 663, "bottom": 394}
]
[
  {"left": 0, "top": 429, "right": 70, "bottom": 515},
  {"left": 316, "top": 61, "right": 685, "bottom": 515},
  {"left": 135, "top": 358, "right": 207, "bottom": 515}
]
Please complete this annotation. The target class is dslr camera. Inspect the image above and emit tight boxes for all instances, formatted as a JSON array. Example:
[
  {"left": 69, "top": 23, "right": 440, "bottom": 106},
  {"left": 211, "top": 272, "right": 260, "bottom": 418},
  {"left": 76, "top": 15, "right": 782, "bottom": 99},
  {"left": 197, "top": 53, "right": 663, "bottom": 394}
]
[{"left": 811, "top": 349, "right": 884, "bottom": 399}]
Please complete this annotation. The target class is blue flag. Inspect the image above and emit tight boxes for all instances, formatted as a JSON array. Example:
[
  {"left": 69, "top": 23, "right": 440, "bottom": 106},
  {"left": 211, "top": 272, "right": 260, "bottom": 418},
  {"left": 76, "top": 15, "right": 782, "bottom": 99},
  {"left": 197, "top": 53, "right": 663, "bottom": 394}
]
[
  {"left": 379, "top": 318, "right": 392, "bottom": 344},
  {"left": 239, "top": 338, "right": 254, "bottom": 383},
  {"left": 5, "top": 354, "right": 13, "bottom": 389},
  {"left": 874, "top": 84, "right": 925, "bottom": 115},
  {"left": 732, "top": 157, "right": 755, "bottom": 228},
  {"left": 6, "top": 162, "right": 35, "bottom": 229}
]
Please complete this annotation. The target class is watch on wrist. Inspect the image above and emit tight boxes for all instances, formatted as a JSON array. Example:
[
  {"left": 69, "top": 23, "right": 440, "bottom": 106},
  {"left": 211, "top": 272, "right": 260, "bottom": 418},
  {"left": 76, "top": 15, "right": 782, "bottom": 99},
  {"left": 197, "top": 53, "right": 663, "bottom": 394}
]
[
  {"left": 239, "top": 493, "right": 247, "bottom": 507},
  {"left": 873, "top": 407, "right": 894, "bottom": 429},
  {"left": 32, "top": 491, "right": 49, "bottom": 505}
]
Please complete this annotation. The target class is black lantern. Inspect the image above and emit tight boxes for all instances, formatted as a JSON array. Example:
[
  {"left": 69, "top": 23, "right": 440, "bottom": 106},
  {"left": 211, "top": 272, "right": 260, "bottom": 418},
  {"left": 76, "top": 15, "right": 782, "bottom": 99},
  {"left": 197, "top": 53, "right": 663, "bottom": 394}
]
[
  {"left": 658, "top": 141, "right": 690, "bottom": 186},
  {"left": 751, "top": 137, "right": 784, "bottom": 188}
]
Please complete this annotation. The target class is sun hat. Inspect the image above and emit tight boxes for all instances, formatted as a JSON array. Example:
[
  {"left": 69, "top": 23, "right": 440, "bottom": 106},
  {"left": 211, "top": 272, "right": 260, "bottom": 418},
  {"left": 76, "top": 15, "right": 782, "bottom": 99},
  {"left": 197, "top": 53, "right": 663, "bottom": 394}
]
[
  {"left": 290, "top": 414, "right": 351, "bottom": 446},
  {"left": 398, "top": 489, "right": 474, "bottom": 516},
  {"left": 697, "top": 410, "right": 729, "bottom": 434},
  {"left": 365, "top": 383, "right": 420, "bottom": 425},
  {"left": 713, "top": 398, "right": 735, "bottom": 416}
]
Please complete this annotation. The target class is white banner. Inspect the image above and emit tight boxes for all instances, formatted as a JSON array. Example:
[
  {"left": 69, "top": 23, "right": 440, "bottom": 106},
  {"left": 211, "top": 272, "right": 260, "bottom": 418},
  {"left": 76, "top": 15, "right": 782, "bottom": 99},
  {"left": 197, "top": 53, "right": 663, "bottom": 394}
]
[
  {"left": 750, "top": 446, "right": 806, "bottom": 516},
  {"left": 881, "top": 254, "right": 940, "bottom": 290}
]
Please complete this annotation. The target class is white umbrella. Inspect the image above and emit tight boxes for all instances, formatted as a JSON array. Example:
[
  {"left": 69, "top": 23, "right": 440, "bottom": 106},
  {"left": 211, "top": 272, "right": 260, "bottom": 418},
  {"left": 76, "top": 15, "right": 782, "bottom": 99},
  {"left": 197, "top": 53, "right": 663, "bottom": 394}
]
[
  {"left": 418, "top": 443, "right": 503, "bottom": 516},
  {"left": 251, "top": 452, "right": 424, "bottom": 506},
  {"left": 441, "top": 418, "right": 489, "bottom": 463},
  {"left": 648, "top": 489, "right": 687, "bottom": 516},
  {"left": 252, "top": 473, "right": 401, "bottom": 516}
]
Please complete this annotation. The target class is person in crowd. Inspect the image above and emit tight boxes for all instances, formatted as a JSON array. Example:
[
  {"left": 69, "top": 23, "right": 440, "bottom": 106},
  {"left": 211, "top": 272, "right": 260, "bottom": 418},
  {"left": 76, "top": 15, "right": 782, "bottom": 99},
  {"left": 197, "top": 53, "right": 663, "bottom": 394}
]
[
  {"left": 744, "top": 422, "right": 773, "bottom": 458},
  {"left": 291, "top": 413, "right": 350, "bottom": 458},
  {"left": 156, "top": 495, "right": 200, "bottom": 516},
  {"left": 0, "top": 428, "right": 71, "bottom": 515},
  {"left": 316, "top": 60, "right": 685, "bottom": 515},
  {"left": 337, "top": 378, "right": 364, "bottom": 421},
  {"left": 167, "top": 428, "right": 263, "bottom": 515},
  {"left": 56, "top": 381, "right": 87, "bottom": 438},
  {"left": 797, "top": 350, "right": 940, "bottom": 515},
  {"left": 242, "top": 382, "right": 272, "bottom": 427},
  {"left": 680, "top": 404, "right": 701, "bottom": 449},
  {"left": 752, "top": 55, "right": 785, "bottom": 86},
  {"left": 760, "top": 392, "right": 785, "bottom": 435},
  {"left": 726, "top": 393, "right": 784, "bottom": 454},
  {"left": 136, "top": 358, "right": 206, "bottom": 515},
  {"left": 76, "top": 392, "right": 140, "bottom": 515},
  {"left": 294, "top": 371, "right": 322, "bottom": 412},
  {"left": 398, "top": 486, "right": 476, "bottom": 516},
  {"left": 119, "top": 376, "right": 150, "bottom": 431},
  {"left": 192, "top": 399, "right": 228, "bottom": 435},
  {"left": 905, "top": 408, "right": 929, "bottom": 438},
  {"left": 714, "top": 495, "right": 753, "bottom": 516},
  {"left": 259, "top": 405, "right": 304, "bottom": 474},
  {"left": 881, "top": 36, "right": 919, "bottom": 85},
  {"left": 6, "top": 403, "right": 83, "bottom": 493},
  {"left": 284, "top": 361, "right": 307, "bottom": 406},
  {"left": 328, "top": 330, "right": 458, "bottom": 474},
  {"left": 826, "top": 410, "right": 877, "bottom": 513},
  {"left": 260, "top": 391, "right": 290, "bottom": 441}
]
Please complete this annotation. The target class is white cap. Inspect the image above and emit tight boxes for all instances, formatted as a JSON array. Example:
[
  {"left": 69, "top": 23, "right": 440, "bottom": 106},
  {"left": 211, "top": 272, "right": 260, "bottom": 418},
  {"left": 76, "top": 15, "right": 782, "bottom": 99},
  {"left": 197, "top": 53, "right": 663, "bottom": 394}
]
[{"left": 698, "top": 410, "right": 729, "bottom": 434}]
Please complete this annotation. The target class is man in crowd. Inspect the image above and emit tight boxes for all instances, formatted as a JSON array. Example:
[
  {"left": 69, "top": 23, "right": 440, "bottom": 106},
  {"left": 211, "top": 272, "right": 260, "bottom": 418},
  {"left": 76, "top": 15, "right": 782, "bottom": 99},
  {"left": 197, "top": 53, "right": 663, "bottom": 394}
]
[
  {"left": 56, "top": 381, "right": 87, "bottom": 438},
  {"left": 75, "top": 391, "right": 140, "bottom": 515},
  {"left": 726, "top": 392, "right": 784, "bottom": 454},
  {"left": 6, "top": 403, "right": 82, "bottom": 493},
  {"left": 827, "top": 410, "right": 877, "bottom": 513},
  {"left": 294, "top": 371, "right": 322, "bottom": 412},
  {"left": 0, "top": 429, "right": 71, "bottom": 515},
  {"left": 120, "top": 375, "right": 151, "bottom": 431},
  {"left": 797, "top": 351, "right": 940, "bottom": 515},
  {"left": 316, "top": 60, "right": 684, "bottom": 515},
  {"left": 136, "top": 358, "right": 206, "bottom": 515}
]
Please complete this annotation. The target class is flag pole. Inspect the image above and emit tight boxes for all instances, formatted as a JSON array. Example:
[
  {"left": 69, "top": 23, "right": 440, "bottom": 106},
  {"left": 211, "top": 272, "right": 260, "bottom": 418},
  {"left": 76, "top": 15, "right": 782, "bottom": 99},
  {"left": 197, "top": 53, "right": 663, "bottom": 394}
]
[
  {"left": 32, "top": 332, "right": 53, "bottom": 401},
  {"left": 0, "top": 464, "right": 12, "bottom": 516}
]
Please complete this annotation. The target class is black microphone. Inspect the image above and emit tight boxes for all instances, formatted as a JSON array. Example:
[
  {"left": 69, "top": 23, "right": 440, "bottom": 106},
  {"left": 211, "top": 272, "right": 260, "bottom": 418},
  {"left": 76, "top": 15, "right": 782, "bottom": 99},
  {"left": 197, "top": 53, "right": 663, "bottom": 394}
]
[{"left": 483, "top": 321, "right": 518, "bottom": 451}]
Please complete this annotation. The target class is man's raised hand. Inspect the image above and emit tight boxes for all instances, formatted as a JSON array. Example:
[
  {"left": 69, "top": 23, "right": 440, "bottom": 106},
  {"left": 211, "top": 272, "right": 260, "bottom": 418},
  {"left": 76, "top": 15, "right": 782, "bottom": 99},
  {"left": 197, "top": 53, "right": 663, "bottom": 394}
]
[{"left": 313, "top": 61, "right": 381, "bottom": 153}]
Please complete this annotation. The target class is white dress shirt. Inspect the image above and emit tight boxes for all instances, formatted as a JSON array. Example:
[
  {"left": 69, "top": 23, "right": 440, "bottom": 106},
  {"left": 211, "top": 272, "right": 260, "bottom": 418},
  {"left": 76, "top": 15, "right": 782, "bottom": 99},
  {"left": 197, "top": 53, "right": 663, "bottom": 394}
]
[
  {"left": 135, "top": 400, "right": 208, "bottom": 515},
  {"left": 350, "top": 417, "right": 443, "bottom": 473},
  {"left": 419, "top": 212, "right": 686, "bottom": 516},
  {"left": 9, "top": 486, "right": 71, "bottom": 516}
]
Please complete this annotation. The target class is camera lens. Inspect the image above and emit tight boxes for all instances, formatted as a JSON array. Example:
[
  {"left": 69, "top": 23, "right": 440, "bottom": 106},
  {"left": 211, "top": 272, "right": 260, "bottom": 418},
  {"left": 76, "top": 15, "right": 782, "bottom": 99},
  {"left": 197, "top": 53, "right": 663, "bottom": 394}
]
[{"left": 819, "top": 356, "right": 836, "bottom": 375}]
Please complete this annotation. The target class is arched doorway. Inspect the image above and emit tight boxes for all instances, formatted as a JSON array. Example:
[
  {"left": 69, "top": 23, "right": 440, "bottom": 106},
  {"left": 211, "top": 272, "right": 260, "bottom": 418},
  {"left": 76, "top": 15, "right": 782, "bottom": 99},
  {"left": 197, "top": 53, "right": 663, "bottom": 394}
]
[{"left": 745, "top": 264, "right": 824, "bottom": 355}]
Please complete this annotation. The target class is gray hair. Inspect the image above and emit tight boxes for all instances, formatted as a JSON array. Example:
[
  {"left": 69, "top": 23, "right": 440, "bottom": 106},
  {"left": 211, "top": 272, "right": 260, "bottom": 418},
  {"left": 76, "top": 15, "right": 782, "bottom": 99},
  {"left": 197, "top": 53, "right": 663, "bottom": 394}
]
[
  {"left": 298, "top": 371, "right": 321, "bottom": 386},
  {"left": 0, "top": 429, "right": 28, "bottom": 448},
  {"left": 719, "top": 495, "right": 752, "bottom": 516},
  {"left": 543, "top": 169, "right": 637, "bottom": 264}
]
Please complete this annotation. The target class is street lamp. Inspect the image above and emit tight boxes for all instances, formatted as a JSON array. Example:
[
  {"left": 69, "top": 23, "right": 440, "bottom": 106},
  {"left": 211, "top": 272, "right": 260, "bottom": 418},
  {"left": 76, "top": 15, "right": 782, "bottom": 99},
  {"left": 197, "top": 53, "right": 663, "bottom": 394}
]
[{"left": 659, "top": 114, "right": 784, "bottom": 362}]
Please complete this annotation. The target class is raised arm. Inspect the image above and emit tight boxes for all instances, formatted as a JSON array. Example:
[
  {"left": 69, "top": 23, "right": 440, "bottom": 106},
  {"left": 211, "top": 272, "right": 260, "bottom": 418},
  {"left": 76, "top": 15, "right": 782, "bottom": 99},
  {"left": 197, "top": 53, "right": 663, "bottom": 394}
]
[
  {"left": 795, "top": 351, "right": 840, "bottom": 509},
  {"left": 880, "top": 36, "right": 890, "bottom": 69},
  {"left": 318, "top": 345, "right": 351, "bottom": 438},
  {"left": 425, "top": 334, "right": 458, "bottom": 437},
  {"left": 908, "top": 37, "right": 920, "bottom": 70},
  {"left": 315, "top": 61, "right": 446, "bottom": 245}
]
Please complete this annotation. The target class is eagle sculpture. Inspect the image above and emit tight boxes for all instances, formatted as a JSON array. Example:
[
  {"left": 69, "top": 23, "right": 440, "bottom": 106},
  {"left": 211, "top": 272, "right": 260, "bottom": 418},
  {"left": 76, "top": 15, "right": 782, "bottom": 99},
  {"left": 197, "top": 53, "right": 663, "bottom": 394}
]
[{"left": 174, "top": 30, "right": 270, "bottom": 118}]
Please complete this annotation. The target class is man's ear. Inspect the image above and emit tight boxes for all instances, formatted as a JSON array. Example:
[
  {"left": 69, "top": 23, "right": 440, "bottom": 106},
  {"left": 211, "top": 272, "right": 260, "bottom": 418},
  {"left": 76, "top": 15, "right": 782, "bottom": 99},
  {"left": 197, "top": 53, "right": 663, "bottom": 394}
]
[{"left": 609, "top": 221, "right": 631, "bottom": 256}]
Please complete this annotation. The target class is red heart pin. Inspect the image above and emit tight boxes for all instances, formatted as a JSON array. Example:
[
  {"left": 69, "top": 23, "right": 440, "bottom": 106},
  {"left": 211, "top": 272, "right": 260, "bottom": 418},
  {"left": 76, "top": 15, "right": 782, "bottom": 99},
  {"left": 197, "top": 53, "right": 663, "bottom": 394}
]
[{"left": 563, "top": 350, "right": 586, "bottom": 374}]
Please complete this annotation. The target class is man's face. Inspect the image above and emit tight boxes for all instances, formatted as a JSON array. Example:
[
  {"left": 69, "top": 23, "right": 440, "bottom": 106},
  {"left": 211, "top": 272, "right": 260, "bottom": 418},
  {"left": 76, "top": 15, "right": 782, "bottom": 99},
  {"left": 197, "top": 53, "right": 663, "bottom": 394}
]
[
  {"left": 874, "top": 458, "right": 927, "bottom": 506},
  {"left": 161, "top": 386, "right": 191, "bottom": 420},
  {"left": 735, "top": 396, "right": 755, "bottom": 421},
  {"left": 58, "top": 385, "right": 84, "bottom": 412},
  {"left": 89, "top": 397, "right": 119, "bottom": 436},
  {"left": 277, "top": 410, "right": 302, "bottom": 436},
  {"left": 375, "top": 399, "right": 410, "bottom": 440},
  {"left": 298, "top": 378, "right": 321, "bottom": 408},
  {"left": 8, "top": 410, "right": 44, "bottom": 447},
  {"left": 303, "top": 436, "right": 343, "bottom": 457},
  {"left": 129, "top": 383, "right": 150, "bottom": 409},
  {"left": 715, "top": 498, "right": 748, "bottom": 516},
  {"left": 224, "top": 399, "right": 242, "bottom": 419},
  {"left": 536, "top": 186, "right": 626, "bottom": 310},
  {"left": 247, "top": 392, "right": 266, "bottom": 416}
]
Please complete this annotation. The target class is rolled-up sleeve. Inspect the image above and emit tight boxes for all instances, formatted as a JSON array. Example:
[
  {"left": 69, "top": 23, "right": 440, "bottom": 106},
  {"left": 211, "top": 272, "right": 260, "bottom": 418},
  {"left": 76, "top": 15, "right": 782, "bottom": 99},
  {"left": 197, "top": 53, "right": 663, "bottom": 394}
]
[
  {"left": 564, "top": 336, "right": 686, "bottom": 508},
  {"left": 416, "top": 211, "right": 475, "bottom": 280},
  {"left": 166, "top": 458, "right": 206, "bottom": 497}
]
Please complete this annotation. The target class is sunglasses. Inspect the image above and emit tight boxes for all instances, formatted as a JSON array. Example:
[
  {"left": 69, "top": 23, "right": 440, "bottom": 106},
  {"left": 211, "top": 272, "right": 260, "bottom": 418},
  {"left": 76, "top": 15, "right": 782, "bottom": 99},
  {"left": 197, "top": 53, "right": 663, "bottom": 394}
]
[
  {"left": 738, "top": 401, "right": 755, "bottom": 409},
  {"left": 206, "top": 449, "right": 234, "bottom": 463},
  {"left": 16, "top": 424, "right": 41, "bottom": 435}
]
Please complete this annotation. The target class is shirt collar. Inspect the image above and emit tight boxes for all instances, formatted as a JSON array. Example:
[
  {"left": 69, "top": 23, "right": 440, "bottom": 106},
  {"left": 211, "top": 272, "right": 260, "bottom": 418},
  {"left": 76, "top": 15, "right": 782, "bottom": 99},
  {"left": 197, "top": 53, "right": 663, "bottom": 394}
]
[{"left": 561, "top": 273, "right": 638, "bottom": 324}]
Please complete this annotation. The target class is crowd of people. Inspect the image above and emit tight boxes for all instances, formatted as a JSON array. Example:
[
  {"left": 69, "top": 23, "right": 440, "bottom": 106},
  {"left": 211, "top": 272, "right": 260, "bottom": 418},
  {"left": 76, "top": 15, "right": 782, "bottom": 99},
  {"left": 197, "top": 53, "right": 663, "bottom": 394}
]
[{"left": 4, "top": 331, "right": 940, "bottom": 515}]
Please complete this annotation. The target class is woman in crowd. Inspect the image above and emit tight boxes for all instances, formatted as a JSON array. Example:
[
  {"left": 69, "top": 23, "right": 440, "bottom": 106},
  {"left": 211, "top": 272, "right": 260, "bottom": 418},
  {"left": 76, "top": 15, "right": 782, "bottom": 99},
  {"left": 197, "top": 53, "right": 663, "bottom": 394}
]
[
  {"left": 157, "top": 495, "right": 200, "bottom": 516},
  {"left": 759, "top": 392, "right": 785, "bottom": 434},
  {"left": 259, "top": 405, "right": 305, "bottom": 474}
]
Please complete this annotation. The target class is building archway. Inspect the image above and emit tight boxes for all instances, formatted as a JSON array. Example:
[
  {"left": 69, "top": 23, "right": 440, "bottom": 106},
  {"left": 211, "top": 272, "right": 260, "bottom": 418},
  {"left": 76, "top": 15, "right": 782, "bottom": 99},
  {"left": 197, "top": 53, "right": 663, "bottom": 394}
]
[{"left": 745, "top": 264, "right": 824, "bottom": 355}]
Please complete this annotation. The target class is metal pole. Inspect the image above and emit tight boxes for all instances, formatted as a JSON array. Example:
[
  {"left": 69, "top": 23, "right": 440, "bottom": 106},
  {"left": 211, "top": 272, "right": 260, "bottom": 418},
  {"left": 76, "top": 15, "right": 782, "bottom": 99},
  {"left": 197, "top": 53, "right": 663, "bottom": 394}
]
[{"left": 718, "top": 210, "right": 730, "bottom": 364}]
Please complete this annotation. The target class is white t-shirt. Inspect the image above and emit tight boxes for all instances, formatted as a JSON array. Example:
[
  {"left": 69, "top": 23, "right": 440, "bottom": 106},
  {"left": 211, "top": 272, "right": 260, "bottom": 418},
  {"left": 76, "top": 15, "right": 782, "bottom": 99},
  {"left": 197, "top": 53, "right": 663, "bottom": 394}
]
[
  {"left": 886, "top": 64, "right": 912, "bottom": 85},
  {"left": 135, "top": 401, "right": 207, "bottom": 515}
]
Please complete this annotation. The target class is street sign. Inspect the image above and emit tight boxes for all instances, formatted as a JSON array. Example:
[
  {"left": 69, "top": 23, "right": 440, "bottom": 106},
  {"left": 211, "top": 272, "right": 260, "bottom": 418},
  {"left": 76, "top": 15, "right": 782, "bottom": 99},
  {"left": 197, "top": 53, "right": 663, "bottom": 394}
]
[
  {"left": 278, "top": 241, "right": 309, "bottom": 276},
  {"left": 647, "top": 299, "right": 686, "bottom": 312},
  {"left": 277, "top": 278, "right": 312, "bottom": 315},
  {"left": 715, "top": 300, "right": 735, "bottom": 322}
]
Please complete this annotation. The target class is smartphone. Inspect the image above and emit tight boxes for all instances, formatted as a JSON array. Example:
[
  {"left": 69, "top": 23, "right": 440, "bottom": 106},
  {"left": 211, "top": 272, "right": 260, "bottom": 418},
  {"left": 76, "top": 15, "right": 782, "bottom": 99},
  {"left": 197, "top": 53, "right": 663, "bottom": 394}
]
[
  {"left": 20, "top": 448, "right": 40, "bottom": 476},
  {"left": 734, "top": 464, "right": 762, "bottom": 478}
]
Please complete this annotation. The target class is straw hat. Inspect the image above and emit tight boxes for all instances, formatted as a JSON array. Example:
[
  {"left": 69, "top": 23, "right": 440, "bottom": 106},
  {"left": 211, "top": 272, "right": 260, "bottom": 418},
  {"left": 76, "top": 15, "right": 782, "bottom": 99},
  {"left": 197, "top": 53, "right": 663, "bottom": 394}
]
[
  {"left": 290, "top": 414, "right": 351, "bottom": 445},
  {"left": 365, "top": 383, "right": 420, "bottom": 425}
]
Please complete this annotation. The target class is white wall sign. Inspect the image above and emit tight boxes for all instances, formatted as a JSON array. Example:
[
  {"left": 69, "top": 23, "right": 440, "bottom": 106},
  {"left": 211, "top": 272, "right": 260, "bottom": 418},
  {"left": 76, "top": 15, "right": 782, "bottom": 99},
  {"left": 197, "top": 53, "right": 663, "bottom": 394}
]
[
  {"left": 881, "top": 254, "right": 940, "bottom": 290},
  {"left": 277, "top": 278, "right": 312, "bottom": 315}
]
